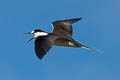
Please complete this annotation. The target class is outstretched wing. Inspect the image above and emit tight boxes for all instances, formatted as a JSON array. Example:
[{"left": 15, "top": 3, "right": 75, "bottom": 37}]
[
  {"left": 34, "top": 36, "right": 53, "bottom": 60},
  {"left": 52, "top": 18, "right": 82, "bottom": 36}
]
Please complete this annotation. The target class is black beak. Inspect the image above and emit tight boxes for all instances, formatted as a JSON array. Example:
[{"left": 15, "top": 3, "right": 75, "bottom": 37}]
[
  {"left": 24, "top": 32, "right": 34, "bottom": 44},
  {"left": 24, "top": 32, "right": 32, "bottom": 34},
  {"left": 27, "top": 37, "right": 34, "bottom": 44}
]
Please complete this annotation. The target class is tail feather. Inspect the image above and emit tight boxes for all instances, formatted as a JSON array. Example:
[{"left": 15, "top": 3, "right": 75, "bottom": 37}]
[
  {"left": 81, "top": 45, "right": 103, "bottom": 53},
  {"left": 72, "top": 40, "right": 103, "bottom": 53}
]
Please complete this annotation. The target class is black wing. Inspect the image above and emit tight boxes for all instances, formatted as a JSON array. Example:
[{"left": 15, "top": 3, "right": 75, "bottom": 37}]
[
  {"left": 34, "top": 36, "right": 53, "bottom": 60},
  {"left": 52, "top": 18, "right": 82, "bottom": 36}
]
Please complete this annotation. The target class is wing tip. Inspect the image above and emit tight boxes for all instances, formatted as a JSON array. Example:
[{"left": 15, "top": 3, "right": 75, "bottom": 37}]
[
  {"left": 52, "top": 17, "right": 83, "bottom": 24},
  {"left": 36, "top": 54, "right": 44, "bottom": 60},
  {"left": 75, "top": 17, "right": 83, "bottom": 20}
]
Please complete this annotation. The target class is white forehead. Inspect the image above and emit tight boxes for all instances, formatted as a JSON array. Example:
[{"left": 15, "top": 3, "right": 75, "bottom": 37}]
[{"left": 31, "top": 30, "right": 35, "bottom": 33}]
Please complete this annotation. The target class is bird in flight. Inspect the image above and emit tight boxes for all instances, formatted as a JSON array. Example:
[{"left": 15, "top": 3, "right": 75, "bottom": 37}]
[{"left": 25, "top": 18, "right": 101, "bottom": 60}]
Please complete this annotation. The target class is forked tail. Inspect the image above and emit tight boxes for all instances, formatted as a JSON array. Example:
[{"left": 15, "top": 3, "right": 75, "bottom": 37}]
[
  {"left": 81, "top": 45, "right": 103, "bottom": 53},
  {"left": 71, "top": 40, "right": 103, "bottom": 53}
]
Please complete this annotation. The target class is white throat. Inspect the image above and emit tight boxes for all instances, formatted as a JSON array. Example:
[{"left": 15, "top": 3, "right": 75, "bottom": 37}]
[{"left": 34, "top": 32, "right": 48, "bottom": 38}]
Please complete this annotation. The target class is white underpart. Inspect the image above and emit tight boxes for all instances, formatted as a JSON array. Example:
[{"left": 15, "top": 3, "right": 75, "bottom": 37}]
[
  {"left": 34, "top": 32, "right": 48, "bottom": 38},
  {"left": 68, "top": 42, "right": 74, "bottom": 46}
]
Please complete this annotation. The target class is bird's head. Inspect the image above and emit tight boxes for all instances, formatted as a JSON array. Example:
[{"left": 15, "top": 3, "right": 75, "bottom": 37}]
[{"left": 25, "top": 29, "right": 48, "bottom": 43}]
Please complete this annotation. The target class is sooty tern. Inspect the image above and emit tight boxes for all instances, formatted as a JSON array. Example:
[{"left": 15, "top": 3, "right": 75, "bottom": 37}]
[{"left": 25, "top": 18, "right": 101, "bottom": 60}]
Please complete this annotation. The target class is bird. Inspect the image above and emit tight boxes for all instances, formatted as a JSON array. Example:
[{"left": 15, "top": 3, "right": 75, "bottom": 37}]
[{"left": 25, "top": 18, "right": 101, "bottom": 60}]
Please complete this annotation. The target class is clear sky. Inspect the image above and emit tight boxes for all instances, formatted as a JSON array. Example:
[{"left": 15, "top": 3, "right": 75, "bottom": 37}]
[{"left": 0, "top": 0, "right": 120, "bottom": 80}]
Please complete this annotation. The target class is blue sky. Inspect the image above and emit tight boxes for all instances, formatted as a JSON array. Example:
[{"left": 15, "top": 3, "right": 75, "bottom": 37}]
[{"left": 0, "top": 0, "right": 120, "bottom": 80}]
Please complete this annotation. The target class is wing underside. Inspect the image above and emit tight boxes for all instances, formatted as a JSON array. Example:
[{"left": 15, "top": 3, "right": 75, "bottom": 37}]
[{"left": 34, "top": 36, "right": 53, "bottom": 60}]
